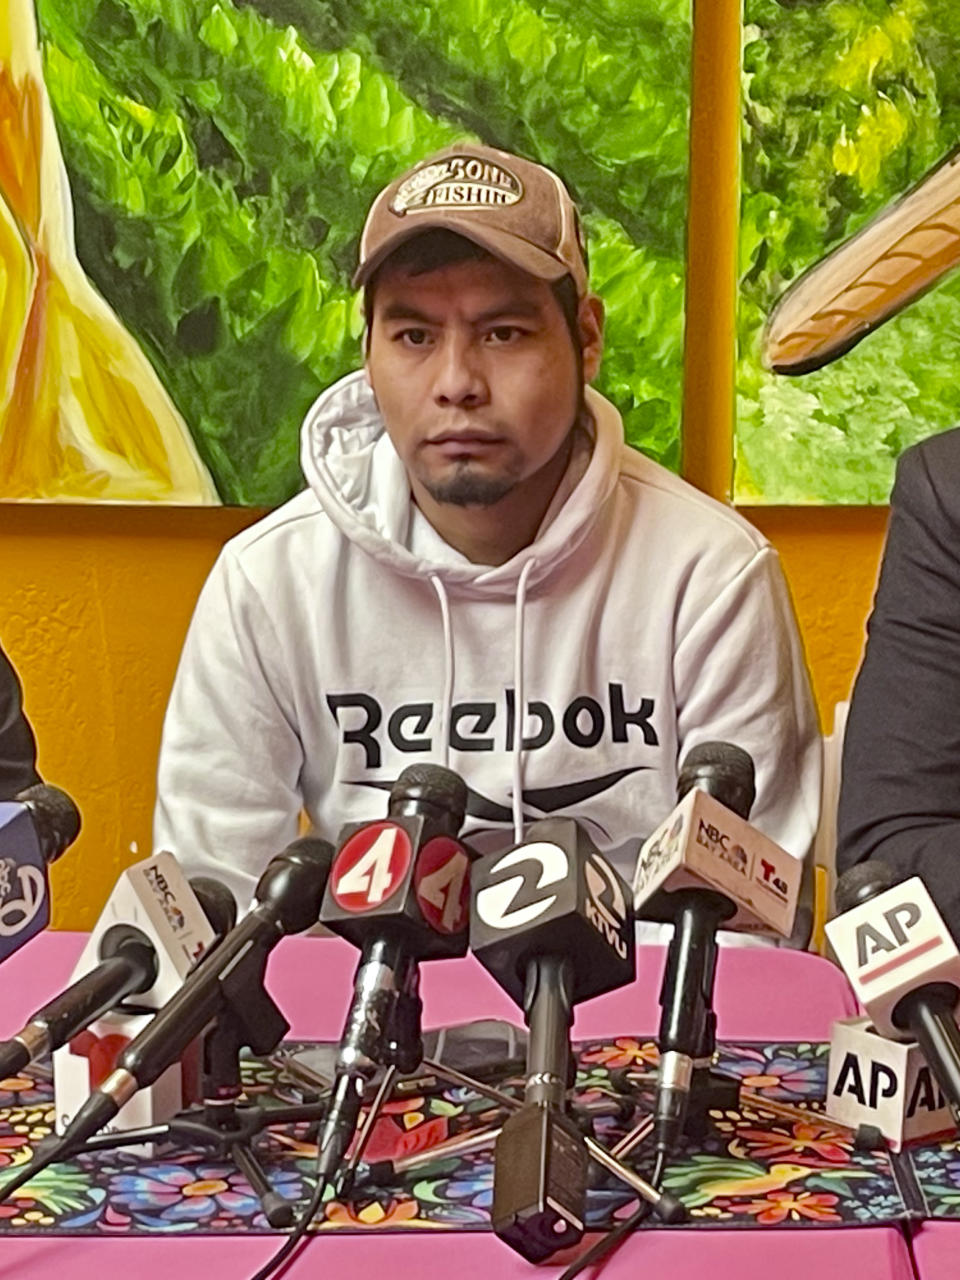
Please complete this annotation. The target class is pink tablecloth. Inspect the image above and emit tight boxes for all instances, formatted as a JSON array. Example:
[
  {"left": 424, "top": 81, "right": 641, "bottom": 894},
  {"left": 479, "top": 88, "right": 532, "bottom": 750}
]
[
  {"left": 0, "top": 932, "right": 916, "bottom": 1280},
  {"left": 912, "top": 1223, "right": 958, "bottom": 1279},
  {"left": 3, "top": 932, "right": 860, "bottom": 1042}
]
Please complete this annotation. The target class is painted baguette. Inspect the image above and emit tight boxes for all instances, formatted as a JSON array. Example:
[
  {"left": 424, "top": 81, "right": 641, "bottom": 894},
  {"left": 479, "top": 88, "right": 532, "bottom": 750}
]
[{"left": 762, "top": 145, "right": 960, "bottom": 375}]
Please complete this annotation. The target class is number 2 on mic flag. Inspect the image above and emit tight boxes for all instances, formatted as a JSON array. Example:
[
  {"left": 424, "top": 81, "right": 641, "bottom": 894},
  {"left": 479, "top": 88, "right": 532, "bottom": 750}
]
[{"left": 331, "top": 822, "right": 413, "bottom": 912}]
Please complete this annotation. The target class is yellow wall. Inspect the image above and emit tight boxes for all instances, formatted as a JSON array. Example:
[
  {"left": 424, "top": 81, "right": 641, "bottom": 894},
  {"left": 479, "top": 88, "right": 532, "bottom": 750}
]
[
  {"left": 1, "top": 0, "right": 889, "bottom": 926},
  {"left": 0, "top": 504, "right": 260, "bottom": 925}
]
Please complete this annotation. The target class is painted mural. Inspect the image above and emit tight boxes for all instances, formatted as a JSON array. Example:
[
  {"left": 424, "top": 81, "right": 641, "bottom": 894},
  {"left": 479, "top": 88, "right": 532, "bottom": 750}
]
[
  {"left": 738, "top": 0, "right": 960, "bottom": 504},
  {"left": 0, "top": 0, "right": 690, "bottom": 505}
]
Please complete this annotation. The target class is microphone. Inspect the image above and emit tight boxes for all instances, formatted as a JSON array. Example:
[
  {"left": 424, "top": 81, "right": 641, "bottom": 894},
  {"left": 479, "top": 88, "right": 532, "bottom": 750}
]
[
  {"left": 826, "top": 862, "right": 960, "bottom": 1129},
  {"left": 53, "top": 851, "right": 231, "bottom": 1143},
  {"left": 0, "top": 783, "right": 81, "bottom": 963},
  {"left": 470, "top": 817, "right": 636, "bottom": 1262},
  {"left": 315, "top": 763, "right": 473, "bottom": 1192},
  {"left": 0, "top": 877, "right": 236, "bottom": 1082},
  {"left": 49, "top": 836, "right": 332, "bottom": 1158},
  {"left": 636, "top": 743, "right": 800, "bottom": 1156},
  {"left": 186, "top": 877, "right": 238, "bottom": 940}
]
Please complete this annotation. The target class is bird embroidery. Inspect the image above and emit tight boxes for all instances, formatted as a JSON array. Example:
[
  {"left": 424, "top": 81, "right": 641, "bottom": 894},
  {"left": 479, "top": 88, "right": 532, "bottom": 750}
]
[{"left": 662, "top": 1155, "right": 870, "bottom": 1209}]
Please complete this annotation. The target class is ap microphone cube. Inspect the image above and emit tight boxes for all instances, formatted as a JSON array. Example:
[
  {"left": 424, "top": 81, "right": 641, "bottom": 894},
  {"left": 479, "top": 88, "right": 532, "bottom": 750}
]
[{"left": 826, "top": 1015, "right": 956, "bottom": 1150}]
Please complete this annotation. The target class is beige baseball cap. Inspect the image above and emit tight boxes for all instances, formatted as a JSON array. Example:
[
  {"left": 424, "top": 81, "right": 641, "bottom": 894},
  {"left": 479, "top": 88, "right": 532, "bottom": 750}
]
[{"left": 354, "top": 143, "right": 589, "bottom": 298}]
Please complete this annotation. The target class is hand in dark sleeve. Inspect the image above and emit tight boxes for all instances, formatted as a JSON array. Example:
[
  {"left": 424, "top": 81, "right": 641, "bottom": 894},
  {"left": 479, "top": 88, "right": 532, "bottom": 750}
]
[
  {"left": 0, "top": 642, "right": 40, "bottom": 800},
  {"left": 838, "top": 431, "right": 960, "bottom": 936}
]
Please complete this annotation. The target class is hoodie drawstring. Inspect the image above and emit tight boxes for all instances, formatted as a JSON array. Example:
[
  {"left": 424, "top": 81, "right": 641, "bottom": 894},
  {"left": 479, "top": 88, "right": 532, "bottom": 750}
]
[
  {"left": 428, "top": 574, "right": 454, "bottom": 771},
  {"left": 511, "top": 559, "right": 537, "bottom": 843},
  {"left": 430, "top": 560, "right": 536, "bottom": 843}
]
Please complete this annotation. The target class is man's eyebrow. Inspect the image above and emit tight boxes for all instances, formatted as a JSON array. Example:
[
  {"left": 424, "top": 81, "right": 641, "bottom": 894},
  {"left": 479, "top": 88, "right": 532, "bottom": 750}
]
[
  {"left": 378, "top": 297, "right": 547, "bottom": 325},
  {"left": 473, "top": 298, "right": 546, "bottom": 324},
  {"left": 378, "top": 302, "right": 439, "bottom": 324}
]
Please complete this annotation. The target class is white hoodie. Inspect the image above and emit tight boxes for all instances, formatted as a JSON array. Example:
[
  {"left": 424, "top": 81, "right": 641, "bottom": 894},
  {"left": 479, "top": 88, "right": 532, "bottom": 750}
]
[{"left": 154, "top": 372, "right": 821, "bottom": 915}]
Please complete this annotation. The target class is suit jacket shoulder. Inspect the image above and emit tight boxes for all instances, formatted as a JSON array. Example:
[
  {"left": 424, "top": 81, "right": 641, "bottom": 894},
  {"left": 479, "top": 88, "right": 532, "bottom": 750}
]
[{"left": 894, "top": 427, "right": 960, "bottom": 537}]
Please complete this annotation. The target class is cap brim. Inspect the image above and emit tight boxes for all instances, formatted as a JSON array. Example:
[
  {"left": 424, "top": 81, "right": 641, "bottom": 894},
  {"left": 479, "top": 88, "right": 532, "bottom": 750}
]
[{"left": 352, "top": 218, "right": 571, "bottom": 290}]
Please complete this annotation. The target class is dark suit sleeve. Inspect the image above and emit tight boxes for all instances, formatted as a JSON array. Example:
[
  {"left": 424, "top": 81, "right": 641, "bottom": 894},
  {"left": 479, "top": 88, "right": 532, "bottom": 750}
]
[
  {"left": 0, "top": 642, "right": 40, "bottom": 800},
  {"left": 837, "top": 431, "right": 960, "bottom": 935}
]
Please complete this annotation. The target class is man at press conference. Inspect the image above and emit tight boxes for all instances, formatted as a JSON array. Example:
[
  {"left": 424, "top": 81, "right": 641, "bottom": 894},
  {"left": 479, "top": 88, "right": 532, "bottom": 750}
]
[{"left": 152, "top": 142, "right": 821, "bottom": 911}]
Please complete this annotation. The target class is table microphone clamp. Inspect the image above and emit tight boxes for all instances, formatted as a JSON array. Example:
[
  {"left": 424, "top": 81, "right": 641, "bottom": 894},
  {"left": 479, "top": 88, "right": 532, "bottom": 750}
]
[{"left": 417, "top": 1056, "right": 685, "bottom": 1224}]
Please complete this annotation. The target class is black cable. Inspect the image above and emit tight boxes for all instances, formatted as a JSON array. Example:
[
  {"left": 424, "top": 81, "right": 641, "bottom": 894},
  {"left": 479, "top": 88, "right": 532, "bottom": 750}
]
[
  {"left": 247, "top": 1174, "right": 326, "bottom": 1280},
  {"left": 247, "top": 1050, "right": 397, "bottom": 1278},
  {"left": 558, "top": 1148, "right": 668, "bottom": 1280}
]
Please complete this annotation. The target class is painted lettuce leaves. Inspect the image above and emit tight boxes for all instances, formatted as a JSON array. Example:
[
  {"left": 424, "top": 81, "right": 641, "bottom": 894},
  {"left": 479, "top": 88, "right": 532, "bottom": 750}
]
[
  {"left": 32, "top": 0, "right": 690, "bottom": 504},
  {"left": 739, "top": 0, "right": 960, "bottom": 503}
]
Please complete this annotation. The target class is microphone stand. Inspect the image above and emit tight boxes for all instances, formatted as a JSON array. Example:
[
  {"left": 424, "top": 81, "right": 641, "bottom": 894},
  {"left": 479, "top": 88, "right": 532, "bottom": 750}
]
[
  {"left": 417, "top": 1057, "right": 684, "bottom": 1221},
  {"left": 351, "top": 1094, "right": 634, "bottom": 1190},
  {"left": 2, "top": 940, "right": 328, "bottom": 1227},
  {"left": 308, "top": 956, "right": 682, "bottom": 1222},
  {"left": 10, "top": 962, "right": 680, "bottom": 1248},
  {"left": 648, "top": 888, "right": 742, "bottom": 1150}
]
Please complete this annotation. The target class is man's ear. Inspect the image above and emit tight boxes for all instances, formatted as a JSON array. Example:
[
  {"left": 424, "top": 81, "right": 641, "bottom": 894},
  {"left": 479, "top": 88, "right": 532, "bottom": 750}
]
[
  {"left": 363, "top": 324, "right": 375, "bottom": 390},
  {"left": 578, "top": 294, "right": 604, "bottom": 383}
]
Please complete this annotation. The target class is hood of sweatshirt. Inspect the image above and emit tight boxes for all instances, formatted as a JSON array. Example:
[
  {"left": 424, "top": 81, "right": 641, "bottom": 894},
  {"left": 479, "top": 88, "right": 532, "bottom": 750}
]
[{"left": 299, "top": 369, "right": 622, "bottom": 601}]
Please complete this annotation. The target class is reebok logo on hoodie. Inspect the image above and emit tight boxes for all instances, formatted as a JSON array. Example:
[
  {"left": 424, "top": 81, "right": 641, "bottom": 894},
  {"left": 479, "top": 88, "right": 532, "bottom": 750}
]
[{"left": 326, "top": 682, "right": 659, "bottom": 769}]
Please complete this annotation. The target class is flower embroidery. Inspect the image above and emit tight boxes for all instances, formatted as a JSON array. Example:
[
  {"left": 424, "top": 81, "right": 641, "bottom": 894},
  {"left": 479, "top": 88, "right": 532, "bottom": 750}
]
[
  {"left": 722, "top": 1189, "right": 841, "bottom": 1224},
  {"left": 0, "top": 1134, "right": 31, "bottom": 1169},
  {"left": 0, "top": 1076, "right": 49, "bottom": 1108},
  {"left": 723, "top": 1050, "right": 824, "bottom": 1098},
  {"left": 109, "top": 1161, "right": 305, "bottom": 1229},
  {"left": 324, "top": 1196, "right": 421, "bottom": 1228},
  {"left": 581, "top": 1038, "right": 659, "bottom": 1070},
  {"left": 732, "top": 1121, "right": 852, "bottom": 1165}
]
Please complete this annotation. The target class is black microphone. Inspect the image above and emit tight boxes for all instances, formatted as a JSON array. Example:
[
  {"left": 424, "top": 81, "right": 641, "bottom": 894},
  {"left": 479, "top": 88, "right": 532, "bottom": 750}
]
[
  {"left": 830, "top": 862, "right": 960, "bottom": 1128},
  {"left": 0, "top": 783, "right": 81, "bottom": 964},
  {"left": 0, "top": 877, "right": 236, "bottom": 1081},
  {"left": 646, "top": 742, "right": 755, "bottom": 1156},
  {"left": 186, "top": 877, "right": 238, "bottom": 941},
  {"left": 17, "top": 784, "right": 82, "bottom": 862},
  {"left": 47, "top": 837, "right": 331, "bottom": 1158},
  {"left": 315, "top": 763, "right": 473, "bottom": 1191},
  {"left": 470, "top": 818, "right": 636, "bottom": 1263}
]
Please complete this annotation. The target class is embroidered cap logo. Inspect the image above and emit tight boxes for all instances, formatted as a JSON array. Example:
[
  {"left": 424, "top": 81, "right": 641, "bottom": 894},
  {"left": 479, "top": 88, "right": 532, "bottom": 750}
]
[{"left": 391, "top": 156, "right": 524, "bottom": 215}]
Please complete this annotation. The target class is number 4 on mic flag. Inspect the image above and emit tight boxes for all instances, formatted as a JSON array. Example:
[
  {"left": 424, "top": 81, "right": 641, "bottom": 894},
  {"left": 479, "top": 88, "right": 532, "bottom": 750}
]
[
  {"left": 414, "top": 838, "right": 470, "bottom": 935},
  {"left": 324, "top": 814, "right": 474, "bottom": 959},
  {"left": 331, "top": 823, "right": 414, "bottom": 912}
]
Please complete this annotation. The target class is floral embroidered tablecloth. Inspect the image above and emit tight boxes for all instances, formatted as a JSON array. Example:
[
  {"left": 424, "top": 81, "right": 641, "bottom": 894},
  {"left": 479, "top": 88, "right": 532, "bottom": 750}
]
[{"left": 0, "top": 1037, "right": 940, "bottom": 1235}]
